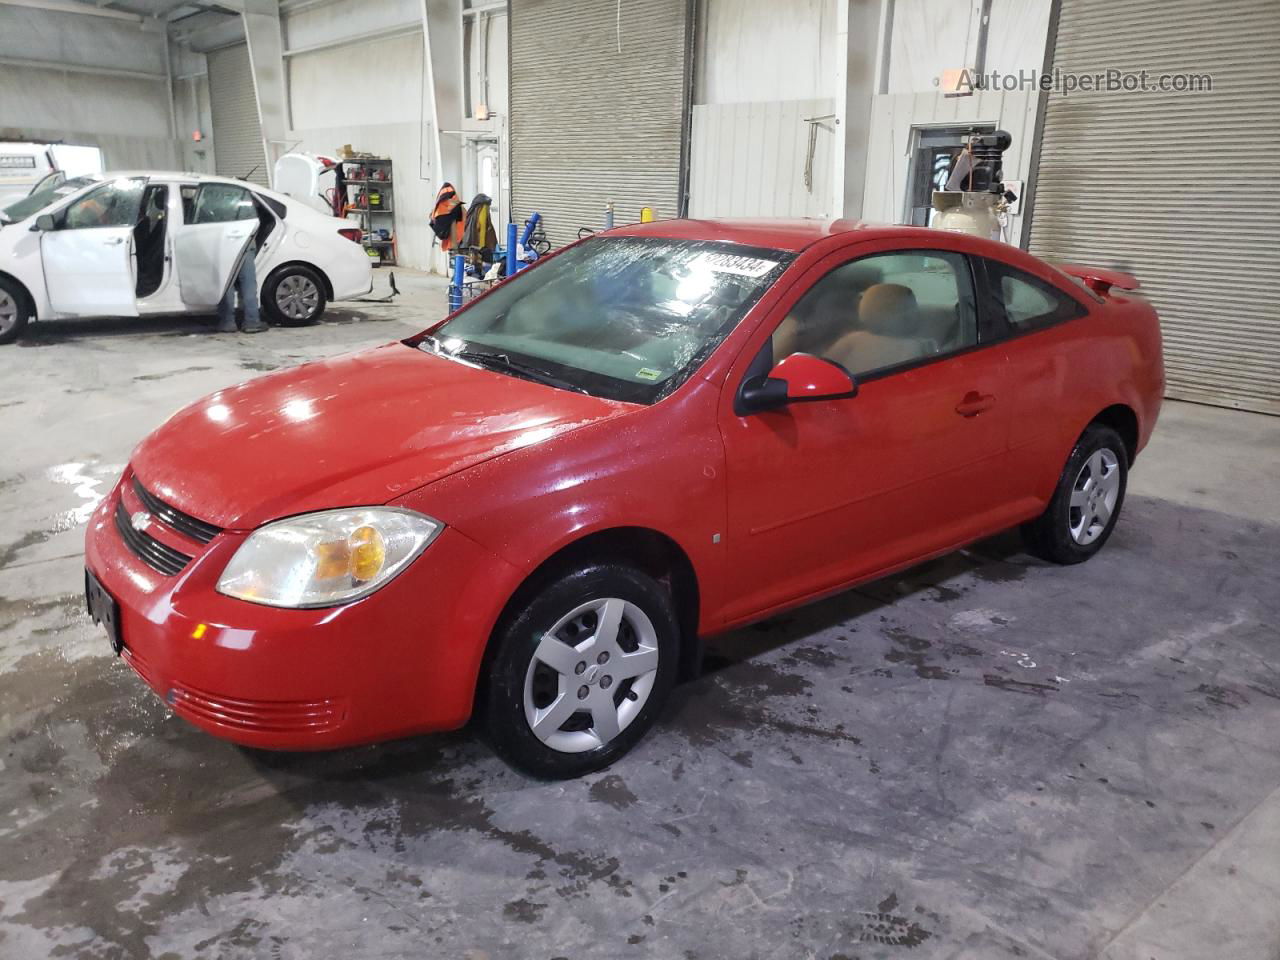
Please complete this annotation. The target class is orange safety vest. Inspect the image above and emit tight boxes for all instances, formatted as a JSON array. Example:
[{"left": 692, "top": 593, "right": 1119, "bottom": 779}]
[{"left": 429, "top": 183, "right": 466, "bottom": 252}]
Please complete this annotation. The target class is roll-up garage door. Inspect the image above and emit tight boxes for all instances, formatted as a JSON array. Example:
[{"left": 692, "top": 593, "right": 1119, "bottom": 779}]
[
  {"left": 509, "top": 0, "right": 693, "bottom": 248},
  {"left": 1028, "top": 0, "right": 1280, "bottom": 415},
  {"left": 207, "top": 43, "right": 268, "bottom": 187}
]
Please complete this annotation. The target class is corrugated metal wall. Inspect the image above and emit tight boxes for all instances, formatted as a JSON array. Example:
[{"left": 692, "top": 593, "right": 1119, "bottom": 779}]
[
  {"left": 688, "top": 99, "right": 836, "bottom": 218},
  {"left": 208, "top": 44, "right": 269, "bottom": 187},
  {"left": 0, "top": 6, "right": 180, "bottom": 171},
  {"left": 1029, "top": 0, "right": 1280, "bottom": 414},
  {"left": 695, "top": 0, "right": 838, "bottom": 104},
  {"left": 509, "top": 0, "right": 692, "bottom": 247},
  {"left": 688, "top": 0, "right": 839, "bottom": 219}
]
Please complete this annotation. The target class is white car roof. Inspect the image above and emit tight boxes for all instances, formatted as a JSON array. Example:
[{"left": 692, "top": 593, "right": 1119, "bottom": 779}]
[
  {"left": 103, "top": 171, "right": 295, "bottom": 204},
  {"left": 7, "top": 169, "right": 339, "bottom": 225}
]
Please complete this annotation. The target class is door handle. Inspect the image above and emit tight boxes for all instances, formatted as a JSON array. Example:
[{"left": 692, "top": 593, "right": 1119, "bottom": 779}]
[
  {"left": 955, "top": 391, "right": 996, "bottom": 417},
  {"left": 103, "top": 237, "right": 125, "bottom": 246}
]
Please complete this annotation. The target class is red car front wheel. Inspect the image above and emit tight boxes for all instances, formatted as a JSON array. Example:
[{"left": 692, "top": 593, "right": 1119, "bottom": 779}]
[{"left": 480, "top": 562, "right": 679, "bottom": 779}]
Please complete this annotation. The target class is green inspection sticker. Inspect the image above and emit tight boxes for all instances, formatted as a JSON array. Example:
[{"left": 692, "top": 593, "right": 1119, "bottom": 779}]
[{"left": 635, "top": 367, "right": 662, "bottom": 381}]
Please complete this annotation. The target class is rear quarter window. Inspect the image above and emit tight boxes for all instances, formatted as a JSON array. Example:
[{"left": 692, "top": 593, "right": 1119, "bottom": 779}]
[
  {"left": 986, "top": 260, "right": 1086, "bottom": 332},
  {"left": 256, "top": 193, "right": 287, "bottom": 219}
]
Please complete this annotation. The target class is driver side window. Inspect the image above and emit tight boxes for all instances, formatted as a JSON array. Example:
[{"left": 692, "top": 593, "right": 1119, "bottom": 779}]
[
  {"left": 61, "top": 179, "right": 144, "bottom": 230},
  {"left": 772, "top": 250, "right": 978, "bottom": 378}
]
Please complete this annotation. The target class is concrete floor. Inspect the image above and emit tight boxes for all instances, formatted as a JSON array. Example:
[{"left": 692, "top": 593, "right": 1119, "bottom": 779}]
[{"left": 1, "top": 276, "right": 1278, "bottom": 959}]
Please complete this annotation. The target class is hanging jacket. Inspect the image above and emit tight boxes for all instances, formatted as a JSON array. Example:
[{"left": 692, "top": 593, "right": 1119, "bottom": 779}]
[
  {"left": 460, "top": 193, "right": 497, "bottom": 257},
  {"left": 429, "top": 182, "right": 465, "bottom": 251}
]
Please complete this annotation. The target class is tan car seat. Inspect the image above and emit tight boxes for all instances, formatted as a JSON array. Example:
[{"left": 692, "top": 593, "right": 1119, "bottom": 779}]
[
  {"left": 827, "top": 283, "right": 934, "bottom": 374},
  {"left": 772, "top": 263, "right": 889, "bottom": 364},
  {"left": 774, "top": 286, "right": 859, "bottom": 361}
]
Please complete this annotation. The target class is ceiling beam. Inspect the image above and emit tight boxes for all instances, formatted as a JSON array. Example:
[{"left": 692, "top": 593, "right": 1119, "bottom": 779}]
[
  {"left": 153, "top": 0, "right": 197, "bottom": 16},
  {"left": 153, "top": 0, "right": 237, "bottom": 18},
  {"left": 172, "top": 10, "right": 244, "bottom": 48},
  {"left": 0, "top": 54, "right": 167, "bottom": 80},
  {"left": 283, "top": 21, "right": 418, "bottom": 57},
  {"left": 0, "top": 0, "right": 145, "bottom": 21}
]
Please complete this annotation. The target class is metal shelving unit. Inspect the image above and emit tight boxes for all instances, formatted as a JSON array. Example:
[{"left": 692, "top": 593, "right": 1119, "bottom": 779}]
[{"left": 341, "top": 157, "right": 396, "bottom": 266}]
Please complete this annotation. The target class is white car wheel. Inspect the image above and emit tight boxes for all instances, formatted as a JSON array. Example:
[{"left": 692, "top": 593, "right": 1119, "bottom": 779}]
[
  {"left": 264, "top": 266, "right": 327, "bottom": 326},
  {"left": 0, "top": 281, "right": 30, "bottom": 345}
]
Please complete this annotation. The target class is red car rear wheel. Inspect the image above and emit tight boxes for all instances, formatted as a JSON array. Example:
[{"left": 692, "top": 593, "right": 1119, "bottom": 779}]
[{"left": 1023, "top": 423, "right": 1128, "bottom": 565}]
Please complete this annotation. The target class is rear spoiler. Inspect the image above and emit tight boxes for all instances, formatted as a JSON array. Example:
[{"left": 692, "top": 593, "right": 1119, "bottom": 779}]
[{"left": 1057, "top": 263, "right": 1140, "bottom": 296}]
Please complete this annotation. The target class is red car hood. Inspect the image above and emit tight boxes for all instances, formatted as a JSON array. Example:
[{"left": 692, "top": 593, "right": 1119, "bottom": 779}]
[{"left": 130, "top": 342, "right": 634, "bottom": 530}]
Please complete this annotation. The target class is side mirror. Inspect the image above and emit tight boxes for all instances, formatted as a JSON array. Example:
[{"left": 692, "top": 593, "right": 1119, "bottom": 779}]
[
  {"left": 32, "top": 214, "right": 56, "bottom": 232},
  {"left": 738, "top": 352, "right": 858, "bottom": 414}
]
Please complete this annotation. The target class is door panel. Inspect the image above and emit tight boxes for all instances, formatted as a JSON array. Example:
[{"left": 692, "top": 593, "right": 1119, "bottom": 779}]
[
  {"left": 718, "top": 245, "right": 1019, "bottom": 624},
  {"left": 41, "top": 176, "right": 146, "bottom": 317},
  {"left": 720, "top": 352, "right": 1016, "bottom": 622},
  {"left": 174, "top": 222, "right": 254, "bottom": 308},
  {"left": 42, "top": 227, "right": 138, "bottom": 317}
]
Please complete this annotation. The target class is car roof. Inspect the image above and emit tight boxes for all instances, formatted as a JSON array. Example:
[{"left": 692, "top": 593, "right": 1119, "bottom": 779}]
[
  {"left": 101, "top": 171, "right": 294, "bottom": 203},
  {"left": 608, "top": 217, "right": 958, "bottom": 253},
  {"left": 106, "top": 170, "right": 250, "bottom": 185}
]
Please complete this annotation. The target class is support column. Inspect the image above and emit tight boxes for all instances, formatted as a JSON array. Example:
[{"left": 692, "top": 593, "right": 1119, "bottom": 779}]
[
  {"left": 836, "top": 0, "right": 884, "bottom": 220},
  {"left": 420, "top": 0, "right": 464, "bottom": 270},
  {"left": 241, "top": 0, "right": 289, "bottom": 187}
]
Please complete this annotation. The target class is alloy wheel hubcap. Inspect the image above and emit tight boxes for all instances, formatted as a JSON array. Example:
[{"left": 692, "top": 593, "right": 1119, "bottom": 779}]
[
  {"left": 275, "top": 275, "right": 319, "bottom": 320},
  {"left": 1069, "top": 447, "right": 1120, "bottom": 545},
  {"left": 0, "top": 292, "right": 17, "bottom": 334},
  {"left": 522, "top": 597, "right": 660, "bottom": 753}
]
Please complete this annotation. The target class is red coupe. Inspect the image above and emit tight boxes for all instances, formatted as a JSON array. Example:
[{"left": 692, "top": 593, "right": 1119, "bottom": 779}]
[{"left": 84, "top": 219, "right": 1164, "bottom": 778}]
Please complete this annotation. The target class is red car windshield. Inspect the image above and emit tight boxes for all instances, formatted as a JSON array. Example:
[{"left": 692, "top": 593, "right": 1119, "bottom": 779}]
[{"left": 422, "top": 236, "right": 792, "bottom": 404}]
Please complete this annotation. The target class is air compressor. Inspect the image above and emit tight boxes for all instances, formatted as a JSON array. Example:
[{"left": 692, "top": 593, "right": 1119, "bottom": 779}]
[{"left": 931, "top": 129, "right": 1017, "bottom": 243}]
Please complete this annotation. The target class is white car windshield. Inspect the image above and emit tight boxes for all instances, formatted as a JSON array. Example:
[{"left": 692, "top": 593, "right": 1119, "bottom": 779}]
[{"left": 1, "top": 176, "right": 98, "bottom": 223}]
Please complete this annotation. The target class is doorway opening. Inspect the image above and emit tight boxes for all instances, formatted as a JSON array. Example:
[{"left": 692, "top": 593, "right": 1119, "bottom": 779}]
[{"left": 134, "top": 184, "right": 169, "bottom": 299}]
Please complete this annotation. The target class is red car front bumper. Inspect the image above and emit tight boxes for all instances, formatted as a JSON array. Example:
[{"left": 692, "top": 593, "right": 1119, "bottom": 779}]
[{"left": 84, "top": 472, "right": 518, "bottom": 750}]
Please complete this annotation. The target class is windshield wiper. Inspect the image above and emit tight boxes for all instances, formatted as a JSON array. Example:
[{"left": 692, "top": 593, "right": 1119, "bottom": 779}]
[
  {"left": 418, "top": 339, "right": 590, "bottom": 395},
  {"left": 457, "top": 350, "right": 592, "bottom": 395}
]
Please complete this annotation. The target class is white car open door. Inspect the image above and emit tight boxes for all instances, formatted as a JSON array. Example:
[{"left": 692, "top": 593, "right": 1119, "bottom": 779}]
[
  {"left": 174, "top": 221, "right": 255, "bottom": 308},
  {"left": 40, "top": 177, "right": 146, "bottom": 317},
  {"left": 173, "top": 182, "right": 260, "bottom": 309}
]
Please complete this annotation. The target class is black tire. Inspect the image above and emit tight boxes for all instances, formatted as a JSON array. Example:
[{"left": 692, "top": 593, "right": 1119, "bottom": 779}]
[
  {"left": 262, "top": 265, "right": 327, "bottom": 326},
  {"left": 0, "top": 276, "right": 31, "bottom": 345},
  {"left": 480, "top": 563, "right": 680, "bottom": 779},
  {"left": 1022, "top": 423, "right": 1128, "bottom": 565}
]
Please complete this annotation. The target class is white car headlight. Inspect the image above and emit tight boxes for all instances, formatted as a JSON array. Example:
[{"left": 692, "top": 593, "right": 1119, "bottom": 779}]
[{"left": 216, "top": 508, "right": 442, "bottom": 608}]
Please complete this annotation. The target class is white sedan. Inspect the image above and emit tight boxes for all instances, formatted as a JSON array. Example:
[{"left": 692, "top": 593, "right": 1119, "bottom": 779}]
[{"left": 0, "top": 171, "right": 374, "bottom": 344}]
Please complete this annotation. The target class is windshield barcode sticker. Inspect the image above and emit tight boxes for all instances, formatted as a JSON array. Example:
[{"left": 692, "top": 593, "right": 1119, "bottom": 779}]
[{"left": 691, "top": 252, "right": 779, "bottom": 278}]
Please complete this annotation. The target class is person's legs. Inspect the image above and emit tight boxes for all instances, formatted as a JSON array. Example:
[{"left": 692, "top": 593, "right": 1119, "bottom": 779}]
[
  {"left": 215, "top": 283, "right": 237, "bottom": 333},
  {"left": 238, "top": 248, "right": 267, "bottom": 333}
]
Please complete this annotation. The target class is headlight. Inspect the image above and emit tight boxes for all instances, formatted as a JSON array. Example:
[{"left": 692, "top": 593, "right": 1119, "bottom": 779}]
[{"left": 216, "top": 508, "right": 442, "bottom": 608}]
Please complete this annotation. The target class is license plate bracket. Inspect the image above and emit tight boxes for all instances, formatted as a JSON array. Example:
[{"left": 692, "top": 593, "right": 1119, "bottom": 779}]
[{"left": 85, "top": 568, "right": 123, "bottom": 655}]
